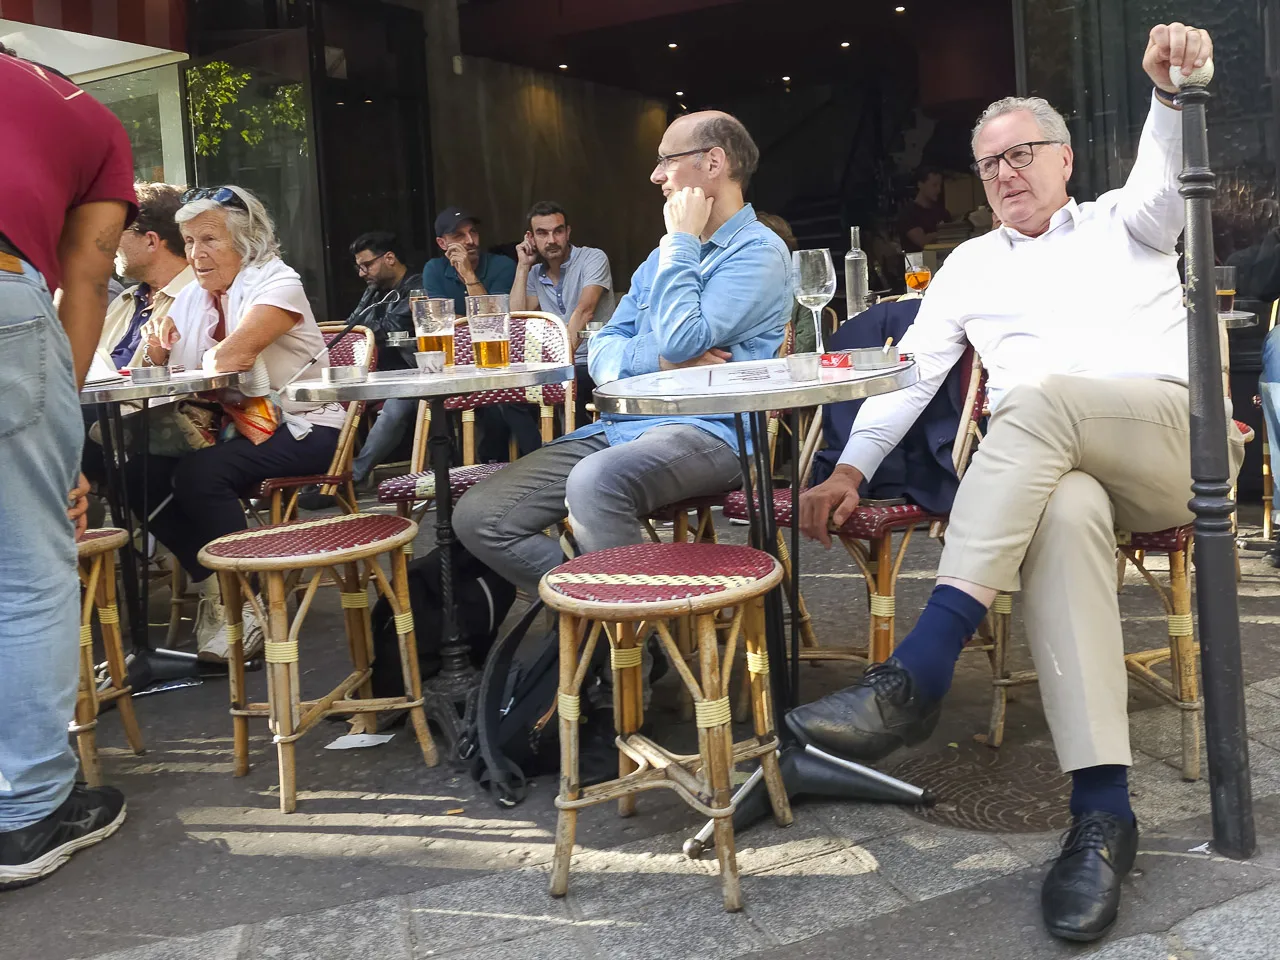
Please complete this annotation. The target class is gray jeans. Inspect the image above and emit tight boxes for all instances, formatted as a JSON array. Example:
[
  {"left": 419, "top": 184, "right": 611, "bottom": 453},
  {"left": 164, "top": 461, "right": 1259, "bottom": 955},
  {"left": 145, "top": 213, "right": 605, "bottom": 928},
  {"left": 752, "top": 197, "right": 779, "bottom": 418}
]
[{"left": 454, "top": 424, "right": 742, "bottom": 593}]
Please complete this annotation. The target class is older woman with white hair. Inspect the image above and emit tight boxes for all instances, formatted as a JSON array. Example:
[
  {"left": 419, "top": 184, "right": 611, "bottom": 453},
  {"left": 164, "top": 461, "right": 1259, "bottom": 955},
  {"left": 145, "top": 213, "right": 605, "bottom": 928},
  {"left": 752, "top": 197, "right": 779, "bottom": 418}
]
[{"left": 131, "top": 185, "right": 341, "bottom": 661}]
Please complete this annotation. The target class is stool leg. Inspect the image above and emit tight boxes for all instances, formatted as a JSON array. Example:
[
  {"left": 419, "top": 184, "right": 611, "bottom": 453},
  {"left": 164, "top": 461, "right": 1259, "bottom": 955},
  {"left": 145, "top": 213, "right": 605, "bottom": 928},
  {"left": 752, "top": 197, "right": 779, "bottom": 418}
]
[
  {"left": 75, "top": 557, "right": 103, "bottom": 787},
  {"left": 222, "top": 572, "right": 250, "bottom": 777},
  {"left": 98, "top": 550, "right": 143, "bottom": 755},
  {"left": 550, "top": 613, "right": 583, "bottom": 898},
  {"left": 1169, "top": 550, "right": 1202, "bottom": 781},
  {"left": 391, "top": 549, "right": 438, "bottom": 767},
  {"left": 265, "top": 573, "right": 299, "bottom": 812},
  {"left": 695, "top": 612, "right": 741, "bottom": 912},
  {"left": 985, "top": 598, "right": 1011, "bottom": 749},
  {"left": 869, "top": 535, "right": 895, "bottom": 663},
  {"left": 615, "top": 621, "right": 642, "bottom": 818},
  {"left": 745, "top": 597, "right": 792, "bottom": 828},
  {"left": 341, "top": 562, "right": 376, "bottom": 735}
]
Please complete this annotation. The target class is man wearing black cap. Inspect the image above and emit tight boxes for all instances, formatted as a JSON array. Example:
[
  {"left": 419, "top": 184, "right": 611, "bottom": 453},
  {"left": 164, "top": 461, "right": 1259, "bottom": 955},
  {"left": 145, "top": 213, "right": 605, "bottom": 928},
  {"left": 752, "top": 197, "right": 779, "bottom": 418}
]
[{"left": 422, "top": 206, "right": 517, "bottom": 313}]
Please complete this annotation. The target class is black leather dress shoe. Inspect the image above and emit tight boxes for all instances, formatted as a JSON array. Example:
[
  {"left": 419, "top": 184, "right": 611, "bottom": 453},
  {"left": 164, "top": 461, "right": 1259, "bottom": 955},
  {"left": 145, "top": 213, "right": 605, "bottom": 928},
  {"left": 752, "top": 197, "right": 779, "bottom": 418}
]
[
  {"left": 1041, "top": 811, "right": 1139, "bottom": 942},
  {"left": 784, "top": 657, "right": 941, "bottom": 763}
]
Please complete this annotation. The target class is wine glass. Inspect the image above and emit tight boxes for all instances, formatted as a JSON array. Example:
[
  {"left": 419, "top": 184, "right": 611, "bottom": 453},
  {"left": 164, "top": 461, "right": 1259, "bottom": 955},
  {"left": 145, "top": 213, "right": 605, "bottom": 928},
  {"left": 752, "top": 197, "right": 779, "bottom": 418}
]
[
  {"left": 792, "top": 249, "right": 836, "bottom": 353},
  {"left": 904, "top": 252, "right": 932, "bottom": 292}
]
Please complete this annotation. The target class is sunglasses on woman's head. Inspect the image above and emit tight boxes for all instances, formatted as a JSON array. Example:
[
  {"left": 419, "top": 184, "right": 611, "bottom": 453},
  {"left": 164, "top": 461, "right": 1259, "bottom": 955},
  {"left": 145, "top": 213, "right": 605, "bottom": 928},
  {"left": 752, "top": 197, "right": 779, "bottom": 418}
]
[{"left": 181, "top": 186, "right": 249, "bottom": 213}]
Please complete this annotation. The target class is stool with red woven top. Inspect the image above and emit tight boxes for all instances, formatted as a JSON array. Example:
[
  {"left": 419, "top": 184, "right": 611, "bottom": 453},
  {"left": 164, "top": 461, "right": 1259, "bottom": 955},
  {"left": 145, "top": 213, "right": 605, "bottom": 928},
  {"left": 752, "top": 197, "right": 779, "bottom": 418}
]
[
  {"left": 540, "top": 542, "right": 793, "bottom": 912},
  {"left": 72, "top": 528, "right": 145, "bottom": 786},
  {"left": 376, "top": 312, "right": 574, "bottom": 531},
  {"left": 197, "top": 513, "right": 438, "bottom": 811}
]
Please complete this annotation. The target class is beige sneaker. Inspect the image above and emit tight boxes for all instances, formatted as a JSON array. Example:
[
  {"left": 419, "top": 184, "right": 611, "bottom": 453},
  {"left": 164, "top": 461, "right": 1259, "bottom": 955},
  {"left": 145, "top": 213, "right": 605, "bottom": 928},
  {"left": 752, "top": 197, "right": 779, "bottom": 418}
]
[{"left": 197, "top": 592, "right": 265, "bottom": 663}]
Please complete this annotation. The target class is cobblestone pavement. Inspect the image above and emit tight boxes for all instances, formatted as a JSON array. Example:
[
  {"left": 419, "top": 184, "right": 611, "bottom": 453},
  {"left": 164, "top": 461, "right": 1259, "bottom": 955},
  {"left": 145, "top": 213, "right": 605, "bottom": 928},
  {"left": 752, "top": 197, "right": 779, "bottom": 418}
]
[{"left": 6, "top": 507, "right": 1280, "bottom": 960}]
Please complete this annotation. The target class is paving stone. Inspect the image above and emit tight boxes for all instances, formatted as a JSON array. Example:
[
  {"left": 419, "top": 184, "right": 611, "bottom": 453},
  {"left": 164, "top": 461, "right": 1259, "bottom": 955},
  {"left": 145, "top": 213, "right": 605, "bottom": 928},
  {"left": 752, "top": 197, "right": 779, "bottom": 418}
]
[
  {"left": 249, "top": 899, "right": 411, "bottom": 960},
  {"left": 586, "top": 888, "right": 769, "bottom": 960},
  {"left": 1128, "top": 760, "right": 1213, "bottom": 829},
  {"left": 741, "top": 848, "right": 907, "bottom": 944},
  {"left": 732, "top": 814, "right": 844, "bottom": 876},
  {"left": 858, "top": 826, "right": 1029, "bottom": 901},
  {"left": 78, "top": 928, "right": 248, "bottom": 960},
  {"left": 562, "top": 830, "right": 717, "bottom": 919},
  {"left": 407, "top": 869, "right": 571, "bottom": 954},
  {"left": 805, "top": 798, "right": 920, "bottom": 845},
  {"left": 997, "top": 831, "right": 1062, "bottom": 868},
  {"left": 429, "top": 927, "right": 601, "bottom": 960},
  {"left": 1078, "top": 933, "right": 1176, "bottom": 959},
  {"left": 1172, "top": 882, "right": 1280, "bottom": 958}
]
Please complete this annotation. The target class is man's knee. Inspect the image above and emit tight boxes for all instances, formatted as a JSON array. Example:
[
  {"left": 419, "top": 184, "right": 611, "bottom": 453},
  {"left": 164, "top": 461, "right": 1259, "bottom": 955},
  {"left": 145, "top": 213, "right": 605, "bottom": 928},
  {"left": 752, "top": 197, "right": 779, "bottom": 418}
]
[
  {"left": 564, "top": 452, "right": 631, "bottom": 520},
  {"left": 1040, "top": 470, "right": 1112, "bottom": 533},
  {"left": 172, "top": 448, "right": 237, "bottom": 504}
]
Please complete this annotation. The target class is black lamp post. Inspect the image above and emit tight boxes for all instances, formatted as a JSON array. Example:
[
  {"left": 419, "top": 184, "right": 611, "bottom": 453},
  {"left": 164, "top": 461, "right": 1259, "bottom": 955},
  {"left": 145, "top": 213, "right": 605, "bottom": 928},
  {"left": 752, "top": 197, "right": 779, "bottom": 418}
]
[{"left": 1177, "top": 73, "right": 1256, "bottom": 860}]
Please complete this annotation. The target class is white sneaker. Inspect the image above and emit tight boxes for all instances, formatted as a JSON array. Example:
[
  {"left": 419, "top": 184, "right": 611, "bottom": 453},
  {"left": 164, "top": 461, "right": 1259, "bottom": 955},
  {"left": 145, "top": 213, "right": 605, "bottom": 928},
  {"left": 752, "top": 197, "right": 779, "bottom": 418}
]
[
  {"left": 194, "top": 577, "right": 224, "bottom": 654},
  {"left": 197, "top": 592, "right": 265, "bottom": 663}
]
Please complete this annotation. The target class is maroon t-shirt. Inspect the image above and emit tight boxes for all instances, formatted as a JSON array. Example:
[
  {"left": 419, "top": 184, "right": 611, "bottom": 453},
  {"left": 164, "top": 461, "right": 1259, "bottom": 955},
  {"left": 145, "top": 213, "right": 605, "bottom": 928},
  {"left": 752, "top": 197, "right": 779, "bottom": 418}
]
[
  {"left": 898, "top": 201, "right": 952, "bottom": 253},
  {"left": 0, "top": 55, "right": 137, "bottom": 291}
]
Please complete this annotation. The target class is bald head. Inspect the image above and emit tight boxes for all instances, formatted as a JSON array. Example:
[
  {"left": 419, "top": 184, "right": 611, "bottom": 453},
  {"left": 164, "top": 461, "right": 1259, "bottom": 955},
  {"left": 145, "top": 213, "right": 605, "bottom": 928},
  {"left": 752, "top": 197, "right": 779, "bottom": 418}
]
[{"left": 653, "top": 110, "right": 759, "bottom": 197}]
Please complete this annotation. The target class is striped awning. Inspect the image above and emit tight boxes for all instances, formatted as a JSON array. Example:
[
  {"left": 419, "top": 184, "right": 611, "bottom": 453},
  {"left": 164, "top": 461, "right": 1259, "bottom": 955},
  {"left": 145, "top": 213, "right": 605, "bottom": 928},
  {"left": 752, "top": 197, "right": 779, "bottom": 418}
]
[{"left": 0, "top": 0, "right": 185, "bottom": 52}]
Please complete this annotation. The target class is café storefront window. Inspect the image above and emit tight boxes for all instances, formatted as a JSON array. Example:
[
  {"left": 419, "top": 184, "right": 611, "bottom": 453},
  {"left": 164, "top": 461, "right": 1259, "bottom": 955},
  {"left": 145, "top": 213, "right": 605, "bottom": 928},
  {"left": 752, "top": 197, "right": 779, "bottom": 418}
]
[{"left": 82, "top": 64, "right": 190, "bottom": 185}]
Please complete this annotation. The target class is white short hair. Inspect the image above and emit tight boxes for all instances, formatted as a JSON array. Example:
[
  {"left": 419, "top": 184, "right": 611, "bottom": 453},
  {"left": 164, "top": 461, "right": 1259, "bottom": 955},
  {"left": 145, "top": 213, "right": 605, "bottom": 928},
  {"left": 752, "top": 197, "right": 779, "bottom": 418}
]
[
  {"left": 971, "top": 97, "right": 1071, "bottom": 157},
  {"left": 175, "top": 186, "right": 280, "bottom": 267}
]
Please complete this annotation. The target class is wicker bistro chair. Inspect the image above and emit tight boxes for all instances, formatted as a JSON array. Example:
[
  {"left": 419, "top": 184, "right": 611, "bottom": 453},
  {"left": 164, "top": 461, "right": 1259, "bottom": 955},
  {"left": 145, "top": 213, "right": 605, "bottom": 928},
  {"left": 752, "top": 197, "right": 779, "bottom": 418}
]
[
  {"left": 197, "top": 512, "right": 438, "bottom": 812},
  {"left": 539, "top": 542, "right": 793, "bottom": 913},
  {"left": 72, "top": 528, "right": 145, "bottom": 785},
  {"left": 376, "top": 312, "right": 574, "bottom": 526}
]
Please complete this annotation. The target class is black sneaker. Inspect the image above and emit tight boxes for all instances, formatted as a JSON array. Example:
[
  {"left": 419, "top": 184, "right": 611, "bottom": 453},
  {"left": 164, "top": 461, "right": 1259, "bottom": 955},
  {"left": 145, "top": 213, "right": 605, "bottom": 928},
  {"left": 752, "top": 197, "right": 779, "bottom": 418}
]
[
  {"left": 784, "top": 656, "right": 942, "bottom": 763},
  {"left": 0, "top": 784, "right": 126, "bottom": 890}
]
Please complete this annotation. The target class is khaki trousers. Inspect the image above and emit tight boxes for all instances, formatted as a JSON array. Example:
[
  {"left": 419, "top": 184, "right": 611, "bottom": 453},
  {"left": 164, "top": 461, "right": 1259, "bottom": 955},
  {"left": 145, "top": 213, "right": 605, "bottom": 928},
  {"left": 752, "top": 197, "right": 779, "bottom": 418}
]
[{"left": 938, "top": 375, "right": 1245, "bottom": 771}]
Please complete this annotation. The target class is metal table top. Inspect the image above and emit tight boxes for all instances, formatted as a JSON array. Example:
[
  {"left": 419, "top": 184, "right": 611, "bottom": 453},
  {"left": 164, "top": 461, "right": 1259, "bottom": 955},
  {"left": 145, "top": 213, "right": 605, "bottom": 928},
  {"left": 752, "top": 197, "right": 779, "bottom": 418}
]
[
  {"left": 592, "top": 358, "right": 919, "bottom": 417},
  {"left": 284, "top": 362, "right": 576, "bottom": 403},
  {"left": 1221, "top": 310, "right": 1258, "bottom": 329},
  {"left": 79, "top": 371, "right": 242, "bottom": 405}
]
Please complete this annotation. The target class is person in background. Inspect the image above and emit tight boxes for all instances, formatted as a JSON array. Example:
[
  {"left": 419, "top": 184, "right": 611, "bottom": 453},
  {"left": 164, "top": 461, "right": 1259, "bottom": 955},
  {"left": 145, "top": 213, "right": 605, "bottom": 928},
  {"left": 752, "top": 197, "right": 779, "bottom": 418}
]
[
  {"left": 790, "top": 23, "right": 1229, "bottom": 943},
  {"left": 132, "top": 186, "right": 343, "bottom": 664},
  {"left": 898, "top": 166, "right": 952, "bottom": 253},
  {"left": 0, "top": 45, "right": 136, "bottom": 890},
  {"left": 95, "top": 182, "right": 193, "bottom": 371},
  {"left": 756, "top": 212, "right": 819, "bottom": 352},
  {"left": 423, "top": 206, "right": 537, "bottom": 461},
  {"left": 456, "top": 110, "right": 790, "bottom": 593},
  {"left": 510, "top": 201, "right": 614, "bottom": 427},
  {"left": 300, "top": 231, "right": 417, "bottom": 509}
]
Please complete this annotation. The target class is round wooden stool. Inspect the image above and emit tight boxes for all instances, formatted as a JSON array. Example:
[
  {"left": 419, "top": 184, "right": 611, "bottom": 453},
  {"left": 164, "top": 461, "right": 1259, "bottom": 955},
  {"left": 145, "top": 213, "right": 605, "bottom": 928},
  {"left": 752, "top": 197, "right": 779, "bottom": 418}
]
[
  {"left": 539, "top": 542, "right": 793, "bottom": 912},
  {"left": 72, "top": 528, "right": 145, "bottom": 785},
  {"left": 198, "top": 513, "right": 438, "bottom": 812}
]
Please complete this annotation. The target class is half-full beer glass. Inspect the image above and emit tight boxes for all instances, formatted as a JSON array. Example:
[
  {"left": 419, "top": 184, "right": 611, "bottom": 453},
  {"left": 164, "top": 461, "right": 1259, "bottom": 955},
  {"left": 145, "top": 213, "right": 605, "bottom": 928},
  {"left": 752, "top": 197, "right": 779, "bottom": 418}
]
[
  {"left": 468, "top": 294, "right": 511, "bottom": 369},
  {"left": 413, "top": 295, "right": 455, "bottom": 366}
]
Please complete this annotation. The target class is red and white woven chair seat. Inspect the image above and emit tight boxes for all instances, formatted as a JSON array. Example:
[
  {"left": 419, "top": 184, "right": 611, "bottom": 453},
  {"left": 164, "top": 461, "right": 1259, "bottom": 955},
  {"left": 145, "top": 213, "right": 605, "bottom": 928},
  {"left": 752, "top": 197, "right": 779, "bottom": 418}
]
[
  {"left": 78, "top": 527, "right": 128, "bottom": 558},
  {"left": 443, "top": 317, "right": 570, "bottom": 410},
  {"left": 1119, "top": 525, "right": 1192, "bottom": 553},
  {"left": 377, "top": 463, "right": 507, "bottom": 504},
  {"left": 722, "top": 488, "right": 938, "bottom": 540},
  {"left": 542, "top": 542, "right": 778, "bottom": 606},
  {"left": 722, "top": 487, "right": 794, "bottom": 527},
  {"left": 201, "top": 513, "right": 416, "bottom": 567}
]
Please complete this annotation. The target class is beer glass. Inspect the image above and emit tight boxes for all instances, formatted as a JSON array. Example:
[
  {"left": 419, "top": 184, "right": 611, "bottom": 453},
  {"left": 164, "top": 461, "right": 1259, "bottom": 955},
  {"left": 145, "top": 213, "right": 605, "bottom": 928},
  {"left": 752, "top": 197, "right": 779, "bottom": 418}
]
[
  {"left": 792, "top": 249, "right": 836, "bottom": 352},
  {"left": 468, "top": 294, "right": 511, "bottom": 369},
  {"left": 904, "top": 252, "right": 932, "bottom": 292},
  {"left": 412, "top": 295, "right": 455, "bottom": 366},
  {"left": 1216, "top": 265, "right": 1237, "bottom": 315}
]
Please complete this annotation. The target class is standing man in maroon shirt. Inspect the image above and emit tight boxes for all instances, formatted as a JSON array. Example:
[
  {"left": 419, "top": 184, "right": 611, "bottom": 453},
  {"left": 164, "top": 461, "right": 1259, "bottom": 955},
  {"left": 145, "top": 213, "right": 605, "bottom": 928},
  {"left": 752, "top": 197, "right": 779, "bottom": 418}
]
[{"left": 0, "top": 45, "right": 139, "bottom": 890}]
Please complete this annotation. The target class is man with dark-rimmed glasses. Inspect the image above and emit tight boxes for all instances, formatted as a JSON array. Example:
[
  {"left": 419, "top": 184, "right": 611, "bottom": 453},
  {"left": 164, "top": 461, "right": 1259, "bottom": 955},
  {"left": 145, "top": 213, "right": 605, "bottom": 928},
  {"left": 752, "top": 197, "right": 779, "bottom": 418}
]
[{"left": 791, "top": 22, "right": 1236, "bottom": 944}]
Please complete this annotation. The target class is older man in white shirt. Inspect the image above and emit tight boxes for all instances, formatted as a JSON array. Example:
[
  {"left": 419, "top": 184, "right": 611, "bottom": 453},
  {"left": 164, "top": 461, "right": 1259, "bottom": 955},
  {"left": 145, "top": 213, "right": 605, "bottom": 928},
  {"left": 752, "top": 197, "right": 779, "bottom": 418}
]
[{"left": 789, "top": 22, "right": 1237, "bottom": 944}]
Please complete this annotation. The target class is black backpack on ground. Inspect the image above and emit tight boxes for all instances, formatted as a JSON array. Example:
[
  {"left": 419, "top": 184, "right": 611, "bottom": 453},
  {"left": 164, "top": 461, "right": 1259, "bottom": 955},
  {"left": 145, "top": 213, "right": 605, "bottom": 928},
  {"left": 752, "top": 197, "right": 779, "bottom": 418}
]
[{"left": 370, "top": 544, "right": 517, "bottom": 698}]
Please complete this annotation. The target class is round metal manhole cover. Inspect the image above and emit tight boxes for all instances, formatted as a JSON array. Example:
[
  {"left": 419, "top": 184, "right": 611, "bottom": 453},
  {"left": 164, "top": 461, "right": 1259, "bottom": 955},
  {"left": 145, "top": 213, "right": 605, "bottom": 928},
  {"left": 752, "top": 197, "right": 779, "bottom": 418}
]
[{"left": 890, "top": 741, "right": 1073, "bottom": 833}]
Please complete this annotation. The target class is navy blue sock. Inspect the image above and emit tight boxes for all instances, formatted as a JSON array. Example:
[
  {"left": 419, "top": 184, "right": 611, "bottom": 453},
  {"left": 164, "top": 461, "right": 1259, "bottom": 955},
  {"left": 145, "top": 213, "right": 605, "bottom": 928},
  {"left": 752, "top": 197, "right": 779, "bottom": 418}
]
[
  {"left": 1070, "top": 765, "right": 1133, "bottom": 822},
  {"left": 889, "top": 584, "right": 989, "bottom": 701}
]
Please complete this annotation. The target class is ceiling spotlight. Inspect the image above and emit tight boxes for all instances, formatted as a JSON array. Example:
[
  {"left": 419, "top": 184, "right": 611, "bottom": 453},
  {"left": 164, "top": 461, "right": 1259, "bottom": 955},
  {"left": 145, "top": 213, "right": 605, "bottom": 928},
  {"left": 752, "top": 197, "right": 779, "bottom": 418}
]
[
  {"left": 364, "top": 99, "right": 373, "bottom": 103},
  {"left": 336, "top": 101, "right": 345, "bottom": 105},
  {"left": 558, "top": 63, "right": 568, "bottom": 69},
  {"left": 894, "top": 5, "right": 906, "bottom": 11},
  {"left": 675, "top": 90, "right": 684, "bottom": 96},
  {"left": 841, "top": 41, "right": 850, "bottom": 48},
  {"left": 782, "top": 75, "right": 791, "bottom": 82},
  {"left": 668, "top": 42, "right": 678, "bottom": 49}
]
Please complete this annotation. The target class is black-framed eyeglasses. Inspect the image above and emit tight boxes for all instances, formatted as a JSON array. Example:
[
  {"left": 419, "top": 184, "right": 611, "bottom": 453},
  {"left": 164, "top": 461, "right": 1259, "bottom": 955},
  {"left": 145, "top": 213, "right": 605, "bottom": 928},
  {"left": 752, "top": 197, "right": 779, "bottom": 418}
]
[
  {"left": 971, "top": 141, "right": 1063, "bottom": 181},
  {"left": 355, "top": 252, "right": 388, "bottom": 274},
  {"left": 180, "top": 186, "right": 249, "bottom": 212},
  {"left": 654, "top": 146, "right": 710, "bottom": 171}
]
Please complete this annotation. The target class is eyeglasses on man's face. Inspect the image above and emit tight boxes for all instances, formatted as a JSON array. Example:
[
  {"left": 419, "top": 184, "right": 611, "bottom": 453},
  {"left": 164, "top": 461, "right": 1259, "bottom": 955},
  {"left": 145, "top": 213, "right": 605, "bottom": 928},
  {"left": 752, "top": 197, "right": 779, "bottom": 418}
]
[
  {"left": 653, "top": 146, "right": 709, "bottom": 172},
  {"left": 971, "top": 141, "right": 1063, "bottom": 181},
  {"left": 355, "top": 253, "right": 388, "bottom": 274},
  {"left": 180, "top": 186, "right": 250, "bottom": 213}
]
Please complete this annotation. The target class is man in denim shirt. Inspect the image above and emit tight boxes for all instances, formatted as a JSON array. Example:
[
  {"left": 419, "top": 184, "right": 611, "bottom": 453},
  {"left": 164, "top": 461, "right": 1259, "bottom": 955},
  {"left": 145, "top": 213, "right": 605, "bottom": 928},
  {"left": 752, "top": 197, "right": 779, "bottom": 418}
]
[{"left": 456, "top": 111, "right": 791, "bottom": 592}]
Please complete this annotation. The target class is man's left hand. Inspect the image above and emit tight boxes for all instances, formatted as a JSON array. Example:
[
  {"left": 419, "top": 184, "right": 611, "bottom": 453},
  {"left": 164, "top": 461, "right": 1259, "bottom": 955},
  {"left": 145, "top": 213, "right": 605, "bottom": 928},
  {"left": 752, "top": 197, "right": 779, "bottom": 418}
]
[
  {"left": 664, "top": 187, "right": 715, "bottom": 239},
  {"left": 1144, "top": 23, "right": 1213, "bottom": 93},
  {"left": 68, "top": 473, "right": 91, "bottom": 541},
  {"left": 445, "top": 243, "right": 477, "bottom": 283}
]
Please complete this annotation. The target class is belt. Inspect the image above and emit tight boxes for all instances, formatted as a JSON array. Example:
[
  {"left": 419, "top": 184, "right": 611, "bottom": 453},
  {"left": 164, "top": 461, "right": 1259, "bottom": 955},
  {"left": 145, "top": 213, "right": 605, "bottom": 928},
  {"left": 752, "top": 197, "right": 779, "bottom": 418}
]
[{"left": 0, "top": 235, "right": 30, "bottom": 274}]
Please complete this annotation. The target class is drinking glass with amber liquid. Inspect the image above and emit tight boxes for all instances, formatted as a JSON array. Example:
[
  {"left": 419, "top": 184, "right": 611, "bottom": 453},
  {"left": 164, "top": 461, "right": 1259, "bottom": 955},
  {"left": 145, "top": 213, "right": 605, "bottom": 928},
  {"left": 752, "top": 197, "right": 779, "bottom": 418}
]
[
  {"left": 468, "top": 294, "right": 511, "bottom": 369},
  {"left": 1216, "top": 265, "right": 1237, "bottom": 315},
  {"left": 412, "top": 294, "right": 455, "bottom": 366},
  {"left": 904, "top": 252, "right": 931, "bottom": 292}
]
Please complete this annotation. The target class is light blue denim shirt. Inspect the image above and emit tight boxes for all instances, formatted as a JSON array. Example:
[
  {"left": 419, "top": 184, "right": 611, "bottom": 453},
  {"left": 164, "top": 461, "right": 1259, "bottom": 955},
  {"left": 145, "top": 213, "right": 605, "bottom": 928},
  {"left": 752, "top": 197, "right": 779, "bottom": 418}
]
[{"left": 573, "top": 203, "right": 791, "bottom": 452}]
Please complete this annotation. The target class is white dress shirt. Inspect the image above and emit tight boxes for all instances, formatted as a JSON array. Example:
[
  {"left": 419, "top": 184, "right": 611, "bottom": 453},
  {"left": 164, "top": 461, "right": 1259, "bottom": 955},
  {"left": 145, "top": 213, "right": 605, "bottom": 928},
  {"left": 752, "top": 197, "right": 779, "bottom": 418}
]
[{"left": 840, "top": 93, "right": 1187, "bottom": 481}]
